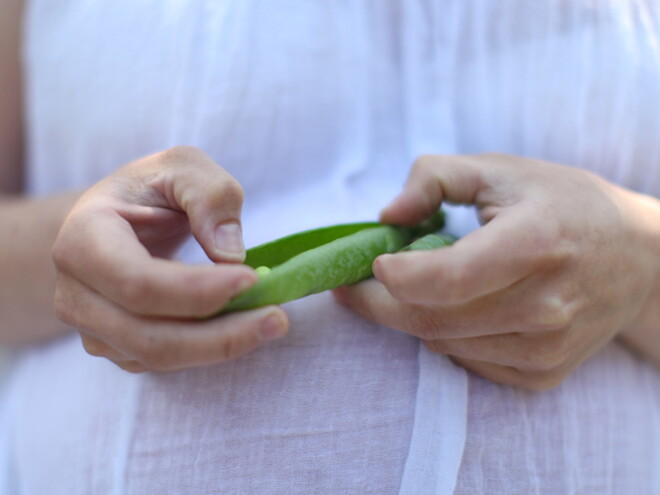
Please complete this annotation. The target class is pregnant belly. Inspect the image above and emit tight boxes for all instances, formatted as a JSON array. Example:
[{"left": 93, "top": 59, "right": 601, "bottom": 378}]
[{"left": 7, "top": 292, "right": 420, "bottom": 494}]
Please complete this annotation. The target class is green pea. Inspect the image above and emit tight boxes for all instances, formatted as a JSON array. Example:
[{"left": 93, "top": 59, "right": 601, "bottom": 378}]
[
  {"left": 254, "top": 266, "right": 272, "bottom": 277},
  {"left": 208, "top": 211, "right": 451, "bottom": 316}
]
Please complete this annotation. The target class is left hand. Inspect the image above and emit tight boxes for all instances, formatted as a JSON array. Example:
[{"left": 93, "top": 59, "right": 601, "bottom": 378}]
[
  {"left": 334, "top": 153, "right": 659, "bottom": 390},
  {"left": 52, "top": 146, "right": 289, "bottom": 373}
]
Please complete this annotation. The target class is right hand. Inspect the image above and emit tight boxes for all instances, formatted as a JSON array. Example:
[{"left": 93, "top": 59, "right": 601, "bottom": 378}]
[{"left": 52, "top": 146, "right": 289, "bottom": 373}]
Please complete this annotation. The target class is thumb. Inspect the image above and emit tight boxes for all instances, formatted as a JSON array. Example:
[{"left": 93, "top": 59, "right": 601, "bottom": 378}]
[
  {"left": 380, "top": 155, "right": 485, "bottom": 226},
  {"left": 164, "top": 146, "right": 247, "bottom": 263}
]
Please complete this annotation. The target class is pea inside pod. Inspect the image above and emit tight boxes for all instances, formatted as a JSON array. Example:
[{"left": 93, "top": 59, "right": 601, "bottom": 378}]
[{"left": 210, "top": 211, "right": 452, "bottom": 316}]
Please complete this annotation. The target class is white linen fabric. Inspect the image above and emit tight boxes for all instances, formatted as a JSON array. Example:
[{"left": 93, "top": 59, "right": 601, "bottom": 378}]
[{"left": 1, "top": 0, "right": 659, "bottom": 493}]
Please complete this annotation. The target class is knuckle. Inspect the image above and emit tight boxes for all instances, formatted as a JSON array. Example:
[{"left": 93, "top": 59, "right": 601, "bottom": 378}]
[
  {"left": 411, "top": 155, "right": 438, "bottom": 177},
  {"left": 409, "top": 308, "right": 447, "bottom": 339},
  {"left": 215, "top": 177, "right": 244, "bottom": 206},
  {"left": 160, "top": 145, "right": 208, "bottom": 165},
  {"left": 423, "top": 339, "right": 451, "bottom": 355},
  {"left": 534, "top": 295, "right": 580, "bottom": 332},
  {"left": 81, "top": 336, "right": 107, "bottom": 357}
]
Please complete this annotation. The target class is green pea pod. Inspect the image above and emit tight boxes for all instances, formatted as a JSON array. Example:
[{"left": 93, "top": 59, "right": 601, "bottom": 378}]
[
  {"left": 210, "top": 211, "right": 448, "bottom": 316},
  {"left": 400, "top": 233, "right": 456, "bottom": 252},
  {"left": 244, "top": 221, "right": 382, "bottom": 269}
]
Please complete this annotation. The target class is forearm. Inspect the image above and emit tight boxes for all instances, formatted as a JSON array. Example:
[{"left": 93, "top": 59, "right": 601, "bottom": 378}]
[
  {"left": 0, "top": 191, "right": 81, "bottom": 345},
  {"left": 618, "top": 191, "right": 660, "bottom": 367}
]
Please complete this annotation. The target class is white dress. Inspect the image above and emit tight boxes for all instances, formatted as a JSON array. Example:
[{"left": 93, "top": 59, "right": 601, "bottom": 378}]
[{"left": 1, "top": 1, "right": 659, "bottom": 493}]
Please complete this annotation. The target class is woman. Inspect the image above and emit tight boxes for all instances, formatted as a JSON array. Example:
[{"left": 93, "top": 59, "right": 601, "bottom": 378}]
[{"left": 1, "top": 1, "right": 659, "bottom": 493}]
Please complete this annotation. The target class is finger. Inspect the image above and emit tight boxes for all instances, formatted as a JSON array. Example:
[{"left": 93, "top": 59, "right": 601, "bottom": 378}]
[
  {"left": 448, "top": 356, "right": 564, "bottom": 391},
  {"left": 80, "top": 333, "right": 126, "bottom": 361},
  {"left": 373, "top": 207, "right": 560, "bottom": 306},
  {"left": 80, "top": 333, "right": 148, "bottom": 373},
  {"left": 334, "top": 279, "right": 412, "bottom": 324},
  {"left": 53, "top": 214, "right": 258, "bottom": 318},
  {"left": 157, "top": 146, "right": 247, "bottom": 263},
  {"left": 424, "top": 331, "right": 571, "bottom": 373},
  {"left": 380, "top": 155, "right": 485, "bottom": 226},
  {"left": 124, "top": 307, "right": 289, "bottom": 371},
  {"left": 333, "top": 280, "right": 516, "bottom": 340},
  {"left": 111, "top": 360, "right": 149, "bottom": 374},
  {"left": 55, "top": 273, "right": 288, "bottom": 370},
  {"left": 337, "top": 279, "right": 577, "bottom": 390},
  {"left": 334, "top": 277, "right": 571, "bottom": 339}
]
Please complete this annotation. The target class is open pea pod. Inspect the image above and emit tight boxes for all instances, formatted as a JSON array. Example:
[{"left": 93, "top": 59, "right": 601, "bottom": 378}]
[{"left": 210, "top": 211, "right": 452, "bottom": 316}]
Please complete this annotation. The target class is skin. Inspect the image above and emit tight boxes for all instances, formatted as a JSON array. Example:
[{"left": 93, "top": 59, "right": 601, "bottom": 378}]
[
  {"left": 0, "top": 0, "right": 289, "bottom": 364},
  {"left": 51, "top": 147, "right": 289, "bottom": 372},
  {"left": 3, "top": 0, "right": 659, "bottom": 388},
  {"left": 0, "top": 0, "right": 80, "bottom": 345},
  {"left": 334, "top": 154, "right": 660, "bottom": 390},
  {"left": 220, "top": 217, "right": 446, "bottom": 314}
]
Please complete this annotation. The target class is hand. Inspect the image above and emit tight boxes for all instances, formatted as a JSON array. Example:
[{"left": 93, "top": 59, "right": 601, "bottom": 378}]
[
  {"left": 334, "top": 154, "right": 659, "bottom": 390},
  {"left": 53, "top": 146, "right": 289, "bottom": 373}
]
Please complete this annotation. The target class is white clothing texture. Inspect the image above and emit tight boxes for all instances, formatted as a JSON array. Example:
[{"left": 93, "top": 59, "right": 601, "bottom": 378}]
[{"left": 1, "top": 0, "right": 659, "bottom": 493}]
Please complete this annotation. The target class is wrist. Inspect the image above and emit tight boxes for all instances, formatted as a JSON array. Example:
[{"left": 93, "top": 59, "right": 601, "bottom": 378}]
[{"left": 0, "top": 191, "right": 82, "bottom": 346}]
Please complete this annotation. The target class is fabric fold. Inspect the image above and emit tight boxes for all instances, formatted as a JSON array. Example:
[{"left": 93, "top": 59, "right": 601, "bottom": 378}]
[{"left": 399, "top": 344, "right": 468, "bottom": 495}]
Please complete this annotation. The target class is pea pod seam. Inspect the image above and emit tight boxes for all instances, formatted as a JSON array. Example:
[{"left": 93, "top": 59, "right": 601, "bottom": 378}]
[{"left": 206, "top": 211, "right": 452, "bottom": 316}]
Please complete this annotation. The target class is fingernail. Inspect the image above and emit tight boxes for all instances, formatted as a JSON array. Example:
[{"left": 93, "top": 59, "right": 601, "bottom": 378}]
[
  {"left": 259, "top": 314, "right": 286, "bottom": 342},
  {"left": 215, "top": 222, "right": 245, "bottom": 259}
]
